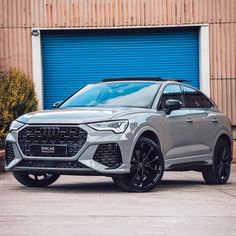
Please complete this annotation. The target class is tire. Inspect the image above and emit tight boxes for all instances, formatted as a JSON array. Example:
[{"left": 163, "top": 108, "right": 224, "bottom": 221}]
[
  {"left": 202, "top": 139, "right": 232, "bottom": 185},
  {"left": 113, "top": 137, "right": 164, "bottom": 192},
  {"left": 12, "top": 171, "right": 60, "bottom": 187}
]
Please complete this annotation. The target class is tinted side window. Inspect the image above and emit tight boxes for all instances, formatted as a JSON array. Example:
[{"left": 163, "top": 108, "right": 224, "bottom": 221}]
[
  {"left": 182, "top": 86, "right": 213, "bottom": 108},
  {"left": 158, "top": 84, "right": 184, "bottom": 110},
  {"left": 198, "top": 92, "right": 214, "bottom": 108}
]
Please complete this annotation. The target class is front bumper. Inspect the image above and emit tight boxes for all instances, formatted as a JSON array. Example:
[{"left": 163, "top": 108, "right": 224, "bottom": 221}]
[{"left": 5, "top": 124, "right": 132, "bottom": 175}]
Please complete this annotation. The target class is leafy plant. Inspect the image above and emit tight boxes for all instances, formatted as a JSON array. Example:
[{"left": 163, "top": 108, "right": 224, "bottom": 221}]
[{"left": 0, "top": 69, "right": 38, "bottom": 148}]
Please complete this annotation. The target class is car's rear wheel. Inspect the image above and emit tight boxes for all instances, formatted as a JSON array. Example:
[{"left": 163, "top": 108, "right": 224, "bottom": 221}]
[
  {"left": 113, "top": 137, "right": 164, "bottom": 192},
  {"left": 202, "top": 139, "right": 232, "bottom": 184},
  {"left": 12, "top": 171, "right": 60, "bottom": 187}
]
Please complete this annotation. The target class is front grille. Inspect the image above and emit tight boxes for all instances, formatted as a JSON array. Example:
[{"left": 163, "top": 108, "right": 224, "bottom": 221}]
[
  {"left": 93, "top": 143, "right": 122, "bottom": 168},
  {"left": 5, "top": 142, "right": 15, "bottom": 165},
  {"left": 18, "top": 126, "right": 87, "bottom": 157},
  {"left": 16, "top": 160, "right": 89, "bottom": 169}
]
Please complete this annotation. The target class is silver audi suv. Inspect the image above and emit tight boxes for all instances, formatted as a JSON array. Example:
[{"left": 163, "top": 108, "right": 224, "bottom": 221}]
[{"left": 5, "top": 78, "right": 233, "bottom": 192}]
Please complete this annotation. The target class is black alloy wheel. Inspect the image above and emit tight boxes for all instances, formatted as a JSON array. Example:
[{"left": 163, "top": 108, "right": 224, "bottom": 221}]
[
  {"left": 113, "top": 137, "right": 164, "bottom": 192},
  {"left": 12, "top": 171, "right": 60, "bottom": 187},
  {"left": 202, "top": 139, "right": 232, "bottom": 184}
]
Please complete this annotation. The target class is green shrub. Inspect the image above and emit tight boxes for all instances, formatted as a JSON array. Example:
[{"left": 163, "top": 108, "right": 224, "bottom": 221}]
[{"left": 0, "top": 69, "right": 38, "bottom": 148}]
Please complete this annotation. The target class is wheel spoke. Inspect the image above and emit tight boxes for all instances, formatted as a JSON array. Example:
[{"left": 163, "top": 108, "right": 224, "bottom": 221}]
[
  {"left": 145, "top": 167, "right": 160, "bottom": 184},
  {"left": 143, "top": 168, "right": 150, "bottom": 175},
  {"left": 139, "top": 142, "right": 145, "bottom": 161},
  {"left": 218, "top": 164, "right": 224, "bottom": 177},
  {"left": 139, "top": 169, "right": 144, "bottom": 187},
  {"left": 145, "top": 155, "right": 159, "bottom": 165},
  {"left": 143, "top": 168, "right": 155, "bottom": 184},
  {"left": 131, "top": 168, "right": 140, "bottom": 184},
  {"left": 146, "top": 173, "right": 155, "bottom": 184},
  {"left": 224, "top": 164, "right": 230, "bottom": 176},
  {"left": 217, "top": 162, "right": 223, "bottom": 168},
  {"left": 143, "top": 146, "right": 154, "bottom": 163},
  {"left": 145, "top": 165, "right": 160, "bottom": 174},
  {"left": 134, "top": 149, "right": 141, "bottom": 162},
  {"left": 222, "top": 147, "right": 227, "bottom": 159},
  {"left": 224, "top": 162, "right": 231, "bottom": 168},
  {"left": 223, "top": 155, "right": 231, "bottom": 162}
]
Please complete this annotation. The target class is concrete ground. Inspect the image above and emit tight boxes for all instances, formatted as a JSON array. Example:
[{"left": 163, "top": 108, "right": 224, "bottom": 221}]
[{"left": 0, "top": 166, "right": 236, "bottom": 236}]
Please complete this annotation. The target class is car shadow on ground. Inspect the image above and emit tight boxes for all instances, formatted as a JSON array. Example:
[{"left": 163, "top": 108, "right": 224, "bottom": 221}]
[{"left": 23, "top": 179, "right": 207, "bottom": 194}]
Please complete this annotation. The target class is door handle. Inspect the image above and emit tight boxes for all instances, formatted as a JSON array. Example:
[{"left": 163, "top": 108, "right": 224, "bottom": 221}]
[
  {"left": 211, "top": 118, "right": 218, "bottom": 123},
  {"left": 186, "top": 118, "right": 193, "bottom": 123}
]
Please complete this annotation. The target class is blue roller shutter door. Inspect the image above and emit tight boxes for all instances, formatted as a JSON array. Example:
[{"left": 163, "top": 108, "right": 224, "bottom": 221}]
[{"left": 41, "top": 27, "right": 199, "bottom": 109}]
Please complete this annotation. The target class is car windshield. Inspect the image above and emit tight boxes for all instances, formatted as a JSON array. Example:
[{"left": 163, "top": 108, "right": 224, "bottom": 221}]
[{"left": 60, "top": 81, "right": 161, "bottom": 109}]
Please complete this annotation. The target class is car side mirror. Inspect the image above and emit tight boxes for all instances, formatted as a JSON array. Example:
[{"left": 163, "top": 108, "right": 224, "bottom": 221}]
[
  {"left": 164, "top": 99, "right": 182, "bottom": 115},
  {"left": 52, "top": 101, "right": 63, "bottom": 108}
]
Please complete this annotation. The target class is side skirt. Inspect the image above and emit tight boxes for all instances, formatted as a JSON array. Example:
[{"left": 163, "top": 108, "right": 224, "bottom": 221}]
[{"left": 164, "top": 154, "right": 213, "bottom": 171}]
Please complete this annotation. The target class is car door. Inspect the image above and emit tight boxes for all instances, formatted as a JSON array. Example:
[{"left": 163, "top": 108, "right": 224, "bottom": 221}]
[
  {"left": 181, "top": 85, "right": 219, "bottom": 156},
  {"left": 157, "top": 84, "right": 196, "bottom": 160}
]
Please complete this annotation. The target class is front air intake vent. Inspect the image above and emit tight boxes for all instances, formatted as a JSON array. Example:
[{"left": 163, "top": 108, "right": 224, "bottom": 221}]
[
  {"left": 5, "top": 142, "right": 15, "bottom": 166},
  {"left": 93, "top": 143, "right": 122, "bottom": 168}
]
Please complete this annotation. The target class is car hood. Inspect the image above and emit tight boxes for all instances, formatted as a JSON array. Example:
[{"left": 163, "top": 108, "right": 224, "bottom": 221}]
[{"left": 17, "top": 107, "right": 153, "bottom": 124}]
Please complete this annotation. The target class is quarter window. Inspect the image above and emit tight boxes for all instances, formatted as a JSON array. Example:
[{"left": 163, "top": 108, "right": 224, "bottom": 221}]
[
  {"left": 158, "top": 84, "right": 184, "bottom": 110},
  {"left": 182, "top": 86, "right": 213, "bottom": 108}
]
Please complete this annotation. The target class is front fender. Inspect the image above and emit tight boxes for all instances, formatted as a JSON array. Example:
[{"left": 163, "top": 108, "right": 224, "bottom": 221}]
[{"left": 127, "top": 124, "right": 164, "bottom": 164}]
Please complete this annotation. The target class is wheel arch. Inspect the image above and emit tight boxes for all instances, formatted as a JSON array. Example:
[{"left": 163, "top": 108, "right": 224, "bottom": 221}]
[
  {"left": 128, "top": 126, "right": 163, "bottom": 164},
  {"left": 139, "top": 130, "right": 161, "bottom": 147},
  {"left": 217, "top": 133, "right": 232, "bottom": 149},
  {"left": 212, "top": 130, "right": 233, "bottom": 154}
]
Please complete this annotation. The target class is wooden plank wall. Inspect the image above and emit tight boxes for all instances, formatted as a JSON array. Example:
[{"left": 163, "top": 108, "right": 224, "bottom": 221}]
[{"left": 0, "top": 0, "right": 235, "bottom": 125}]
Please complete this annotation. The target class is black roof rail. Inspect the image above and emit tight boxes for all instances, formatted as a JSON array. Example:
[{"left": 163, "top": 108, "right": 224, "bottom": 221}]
[
  {"left": 102, "top": 77, "right": 189, "bottom": 83},
  {"left": 164, "top": 78, "right": 190, "bottom": 83}
]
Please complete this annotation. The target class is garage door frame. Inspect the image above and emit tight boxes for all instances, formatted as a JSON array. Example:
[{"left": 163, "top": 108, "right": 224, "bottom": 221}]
[{"left": 32, "top": 24, "right": 210, "bottom": 110}]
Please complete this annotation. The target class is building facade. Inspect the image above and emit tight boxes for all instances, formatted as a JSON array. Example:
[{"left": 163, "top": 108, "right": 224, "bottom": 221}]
[{"left": 0, "top": 0, "right": 236, "bottom": 137}]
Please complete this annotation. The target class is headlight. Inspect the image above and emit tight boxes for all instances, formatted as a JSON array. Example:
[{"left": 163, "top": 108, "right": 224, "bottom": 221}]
[
  {"left": 9, "top": 120, "right": 25, "bottom": 131},
  {"left": 87, "top": 120, "right": 129, "bottom": 134}
]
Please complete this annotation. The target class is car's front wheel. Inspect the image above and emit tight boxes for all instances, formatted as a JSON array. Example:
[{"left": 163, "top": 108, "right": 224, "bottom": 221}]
[
  {"left": 202, "top": 138, "right": 232, "bottom": 184},
  {"left": 12, "top": 171, "right": 60, "bottom": 187},
  {"left": 113, "top": 137, "right": 164, "bottom": 192}
]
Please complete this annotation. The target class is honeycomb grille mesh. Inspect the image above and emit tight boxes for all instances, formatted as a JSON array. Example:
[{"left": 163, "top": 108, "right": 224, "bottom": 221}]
[
  {"left": 93, "top": 143, "right": 122, "bottom": 168},
  {"left": 5, "top": 142, "right": 15, "bottom": 166},
  {"left": 18, "top": 126, "right": 87, "bottom": 157}
]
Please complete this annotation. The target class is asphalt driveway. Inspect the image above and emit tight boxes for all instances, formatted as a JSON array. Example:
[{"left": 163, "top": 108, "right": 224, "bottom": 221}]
[{"left": 0, "top": 166, "right": 236, "bottom": 236}]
